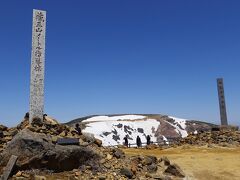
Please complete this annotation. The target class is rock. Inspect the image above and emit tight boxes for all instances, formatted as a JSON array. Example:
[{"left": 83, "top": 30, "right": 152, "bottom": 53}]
[
  {"left": 31, "top": 117, "right": 44, "bottom": 127},
  {"left": 164, "top": 163, "right": 185, "bottom": 177},
  {"left": 104, "top": 164, "right": 111, "bottom": 169},
  {"left": 99, "top": 175, "right": 106, "bottom": 180},
  {"left": 146, "top": 144, "right": 158, "bottom": 150},
  {"left": 4, "top": 136, "right": 13, "bottom": 141},
  {"left": 8, "top": 128, "right": 18, "bottom": 137},
  {"left": 82, "top": 132, "right": 95, "bottom": 143},
  {"left": 3, "top": 131, "right": 10, "bottom": 136},
  {"left": 147, "top": 163, "right": 158, "bottom": 173},
  {"left": 152, "top": 174, "right": 172, "bottom": 180},
  {"left": 142, "top": 156, "right": 157, "bottom": 166},
  {"left": 15, "top": 171, "right": 22, "bottom": 177},
  {"left": 59, "top": 131, "right": 66, "bottom": 137},
  {"left": 43, "top": 116, "right": 59, "bottom": 125},
  {"left": 17, "top": 118, "right": 29, "bottom": 130},
  {"left": 100, "top": 159, "right": 106, "bottom": 164},
  {"left": 120, "top": 167, "right": 133, "bottom": 179},
  {"left": 0, "top": 129, "right": 100, "bottom": 172},
  {"left": 160, "top": 156, "right": 170, "bottom": 166},
  {"left": 130, "top": 162, "right": 137, "bottom": 175},
  {"left": 0, "top": 125, "right": 8, "bottom": 131},
  {"left": 94, "top": 138, "right": 102, "bottom": 147},
  {"left": 113, "top": 149, "right": 125, "bottom": 159},
  {"left": 0, "top": 130, "right": 3, "bottom": 138},
  {"left": 106, "top": 154, "right": 113, "bottom": 160},
  {"left": 34, "top": 175, "right": 47, "bottom": 180},
  {"left": 74, "top": 171, "right": 81, "bottom": 176},
  {"left": 51, "top": 136, "right": 58, "bottom": 143},
  {"left": 22, "top": 173, "right": 30, "bottom": 178}
]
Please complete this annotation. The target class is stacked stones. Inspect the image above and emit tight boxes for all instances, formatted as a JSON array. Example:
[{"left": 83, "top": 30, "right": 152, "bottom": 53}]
[
  {"left": 0, "top": 116, "right": 102, "bottom": 154},
  {"left": 0, "top": 125, "right": 18, "bottom": 153},
  {"left": 10, "top": 148, "right": 185, "bottom": 180},
  {"left": 179, "top": 129, "right": 240, "bottom": 147}
]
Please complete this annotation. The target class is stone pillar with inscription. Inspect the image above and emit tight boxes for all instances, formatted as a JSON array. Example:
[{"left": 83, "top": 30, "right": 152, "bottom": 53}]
[
  {"left": 217, "top": 78, "right": 228, "bottom": 126},
  {"left": 29, "top": 9, "right": 46, "bottom": 123}
]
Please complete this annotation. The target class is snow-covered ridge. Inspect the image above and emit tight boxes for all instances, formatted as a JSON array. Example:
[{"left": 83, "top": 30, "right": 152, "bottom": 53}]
[
  {"left": 80, "top": 114, "right": 189, "bottom": 146},
  {"left": 82, "top": 115, "right": 146, "bottom": 122},
  {"left": 83, "top": 118, "right": 159, "bottom": 146},
  {"left": 168, "top": 116, "right": 188, "bottom": 138}
]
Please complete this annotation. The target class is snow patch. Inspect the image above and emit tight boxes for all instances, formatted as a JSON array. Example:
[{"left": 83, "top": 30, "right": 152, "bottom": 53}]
[
  {"left": 168, "top": 116, "right": 188, "bottom": 138},
  {"left": 82, "top": 115, "right": 146, "bottom": 122},
  {"left": 83, "top": 118, "right": 159, "bottom": 146}
]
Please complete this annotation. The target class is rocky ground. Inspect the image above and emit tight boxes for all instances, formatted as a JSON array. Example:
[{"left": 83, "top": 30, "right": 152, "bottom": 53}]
[
  {"left": 177, "top": 127, "right": 240, "bottom": 147},
  {"left": 0, "top": 116, "right": 186, "bottom": 180},
  {"left": 124, "top": 146, "right": 240, "bottom": 180},
  {"left": 0, "top": 115, "right": 239, "bottom": 179}
]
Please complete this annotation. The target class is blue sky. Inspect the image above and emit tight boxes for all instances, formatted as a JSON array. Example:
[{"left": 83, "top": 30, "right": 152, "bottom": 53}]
[{"left": 0, "top": 0, "right": 240, "bottom": 127}]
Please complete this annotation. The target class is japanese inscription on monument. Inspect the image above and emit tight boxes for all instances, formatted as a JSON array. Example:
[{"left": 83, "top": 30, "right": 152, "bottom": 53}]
[
  {"left": 29, "top": 9, "right": 46, "bottom": 122},
  {"left": 217, "top": 78, "right": 228, "bottom": 125}
]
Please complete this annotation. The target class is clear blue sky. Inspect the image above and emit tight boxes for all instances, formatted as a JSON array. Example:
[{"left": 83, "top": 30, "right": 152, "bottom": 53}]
[{"left": 0, "top": 0, "right": 240, "bottom": 127}]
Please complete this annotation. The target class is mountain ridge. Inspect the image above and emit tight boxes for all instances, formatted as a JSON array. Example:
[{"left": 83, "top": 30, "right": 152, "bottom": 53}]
[{"left": 66, "top": 114, "right": 217, "bottom": 146}]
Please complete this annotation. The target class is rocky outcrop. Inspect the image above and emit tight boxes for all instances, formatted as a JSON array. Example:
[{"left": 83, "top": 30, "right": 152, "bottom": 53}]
[
  {"left": 0, "top": 129, "right": 100, "bottom": 172},
  {"left": 0, "top": 116, "right": 187, "bottom": 179},
  {"left": 179, "top": 129, "right": 240, "bottom": 146}
]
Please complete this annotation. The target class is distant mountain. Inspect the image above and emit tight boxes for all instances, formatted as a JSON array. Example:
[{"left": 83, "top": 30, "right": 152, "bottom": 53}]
[{"left": 66, "top": 114, "right": 216, "bottom": 146}]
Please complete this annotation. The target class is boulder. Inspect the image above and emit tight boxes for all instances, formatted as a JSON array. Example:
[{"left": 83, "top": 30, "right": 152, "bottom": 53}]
[
  {"left": 112, "top": 149, "right": 125, "bottom": 159},
  {"left": 142, "top": 156, "right": 157, "bottom": 166},
  {"left": 43, "top": 116, "right": 59, "bottom": 125},
  {"left": 0, "top": 131, "right": 3, "bottom": 138},
  {"left": 147, "top": 163, "right": 158, "bottom": 173},
  {"left": 94, "top": 138, "right": 102, "bottom": 147},
  {"left": 120, "top": 167, "right": 133, "bottom": 179},
  {"left": 164, "top": 163, "right": 185, "bottom": 178},
  {"left": 160, "top": 156, "right": 170, "bottom": 166},
  {"left": 0, "top": 125, "right": 8, "bottom": 131},
  {"left": 0, "top": 129, "right": 100, "bottom": 172}
]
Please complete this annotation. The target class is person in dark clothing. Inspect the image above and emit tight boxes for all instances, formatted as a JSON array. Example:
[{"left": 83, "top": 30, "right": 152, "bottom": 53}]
[
  {"left": 136, "top": 135, "right": 142, "bottom": 148},
  {"left": 146, "top": 135, "right": 151, "bottom": 145},
  {"left": 123, "top": 135, "right": 128, "bottom": 147},
  {"left": 24, "top": 112, "right": 29, "bottom": 119},
  {"left": 75, "top": 123, "right": 82, "bottom": 135}
]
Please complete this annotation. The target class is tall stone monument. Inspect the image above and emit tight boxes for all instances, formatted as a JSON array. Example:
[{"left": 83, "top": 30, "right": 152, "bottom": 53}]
[
  {"left": 217, "top": 78, "right": 228, "bottom": 125},
  {"left": 29, "top": 9, "right": 46, "bottom": 123}
]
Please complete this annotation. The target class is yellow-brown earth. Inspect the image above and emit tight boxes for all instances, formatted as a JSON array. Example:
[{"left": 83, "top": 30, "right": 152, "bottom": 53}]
[{"left": 123, "top": 146, "right": 240, "bottom": 180}]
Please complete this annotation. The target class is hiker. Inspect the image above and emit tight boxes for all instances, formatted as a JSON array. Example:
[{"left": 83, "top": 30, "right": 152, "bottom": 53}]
[
  {"left": 75, "top": 123, "right": 82, "bottom": 135},
  {"left": 136, "top": 135, "right": 142, "bottom": 148},
  {"left": 24, "top": 112, "right": 29, "bottom": 119},
  {"left": 146, "top": 135, "right": 151, "bottom": 145},
  {"left": 123, "top": 135, "right": 128, "bottom": 147}
]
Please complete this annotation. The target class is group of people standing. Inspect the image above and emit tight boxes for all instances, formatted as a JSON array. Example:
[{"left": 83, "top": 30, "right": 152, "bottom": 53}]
[{"left": 123, "top": 135, "right": 151, "bottom": 148}]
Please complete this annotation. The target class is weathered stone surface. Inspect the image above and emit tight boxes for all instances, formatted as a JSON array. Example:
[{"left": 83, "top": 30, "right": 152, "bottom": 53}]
[
  {"left": 0, "top": 129, "right": 99, "bottom": 172},
  {"left": 113, "top": 148, "right": 125, "bottom": 159},
  {"left": 142, "top": 156, "right": 157, "bottom": 166},
  {"left": 0, "top": 125, "right": 8, "bottom": 131},
  {"left": 1, "top": 155, "right": 18, "bottom": 180},
  {"left": 180, "top": 129, "right": 240, "bottom": 146},
  {"left": 34, "top": 175, "right": 47, "bottom": 180},
  {"left": 94, "top": 138, "right": 102, "bottom": 147},
  {"left": 160, "top": 156, "right": 170, "bottom": 166},
  {"left": 120, "top": 167, "right": 133, "bottom": 179},
  {"left": 29, "top": 9, "right": 46, "bottom": 123},
  {"left": 164, "top": 163, "right": 185, "bottom": 177},
  {"left": 147, "top": 163, "right": 158, "bottom": 173},
  {"left": 0, "top": 130, "right": 3, "bottom": 138}
]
